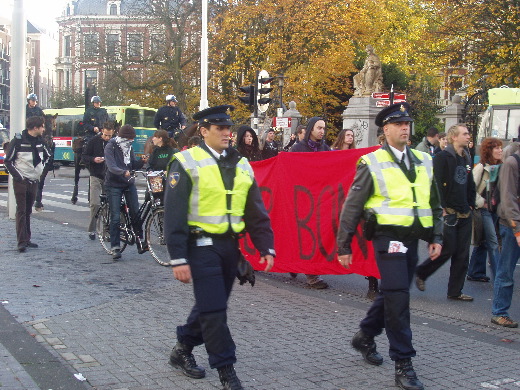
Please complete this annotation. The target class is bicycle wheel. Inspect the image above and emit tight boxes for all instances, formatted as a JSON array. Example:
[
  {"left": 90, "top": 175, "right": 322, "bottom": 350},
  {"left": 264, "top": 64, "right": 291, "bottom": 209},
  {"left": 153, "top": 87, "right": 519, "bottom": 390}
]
[
  {"left": 96, "top": 203, "right": 112, "bottom": 254},
  {"left": 146, "top": 207, "right": 171, "bottom": 266},
  {"left": 96, "top": 203, "right": 128, "bottom": 254}
]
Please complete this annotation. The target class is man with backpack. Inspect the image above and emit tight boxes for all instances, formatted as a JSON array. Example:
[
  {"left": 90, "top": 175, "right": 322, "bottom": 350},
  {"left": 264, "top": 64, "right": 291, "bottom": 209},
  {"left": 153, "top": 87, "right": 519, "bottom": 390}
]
[{"left": 491, "top": 145, "right": 520, "bottom": 327}]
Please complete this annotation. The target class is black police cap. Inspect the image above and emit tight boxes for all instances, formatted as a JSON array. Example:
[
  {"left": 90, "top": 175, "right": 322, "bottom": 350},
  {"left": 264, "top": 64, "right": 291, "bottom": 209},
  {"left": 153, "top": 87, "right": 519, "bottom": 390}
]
[
  {"left": 193, "top": 105, "right": 235, "bottom": 126},
  {"left": 375, "top": 102, "right": 413, "bottom": 127}
]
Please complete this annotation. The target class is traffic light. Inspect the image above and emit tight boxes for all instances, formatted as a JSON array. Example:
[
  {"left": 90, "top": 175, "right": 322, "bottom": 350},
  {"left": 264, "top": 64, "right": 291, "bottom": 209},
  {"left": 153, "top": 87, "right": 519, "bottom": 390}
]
[
  {"left": 257, "top": 70, "right": 275, "bottom": 113},
  {"left": 238, "top": 84, "right": 256, "bottom": 112}
]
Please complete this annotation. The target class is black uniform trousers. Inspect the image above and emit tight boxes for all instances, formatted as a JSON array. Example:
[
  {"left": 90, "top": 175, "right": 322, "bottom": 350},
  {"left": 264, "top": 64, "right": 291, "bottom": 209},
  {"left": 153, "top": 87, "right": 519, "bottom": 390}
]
[
  {"left": 176, "top": 235, "right": 240, "bottom": 369},
  {"left": 360, "top": 235, "right": 418, "bottom": 361},
  {"left": 416, "top": 214, "right": 472, "bottom": 297}
]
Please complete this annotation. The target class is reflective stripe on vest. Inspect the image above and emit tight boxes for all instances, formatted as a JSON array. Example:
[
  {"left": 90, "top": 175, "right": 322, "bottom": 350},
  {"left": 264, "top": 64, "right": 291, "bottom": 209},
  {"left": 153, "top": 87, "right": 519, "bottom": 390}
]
[
  {"left": 363, "top": 148, "right": 433, "bottom": 227},
  {"left": 174, "top": 147, "right": 254, "bottom": 234}
]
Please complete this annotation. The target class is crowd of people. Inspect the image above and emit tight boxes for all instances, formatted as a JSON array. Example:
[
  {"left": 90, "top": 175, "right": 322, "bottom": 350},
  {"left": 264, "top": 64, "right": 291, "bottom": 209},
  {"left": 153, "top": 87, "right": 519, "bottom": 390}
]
[{"left": 3, "top": 93, "right": 520, "bottom": 390}]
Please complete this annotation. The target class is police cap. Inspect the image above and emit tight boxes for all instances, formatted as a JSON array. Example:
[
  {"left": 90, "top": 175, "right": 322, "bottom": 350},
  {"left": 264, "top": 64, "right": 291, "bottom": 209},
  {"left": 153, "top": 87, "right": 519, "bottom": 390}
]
[
  {"left": 375, "top": 102, "right": 413, "bottom": 127},
  {"left": 193, "top": 105, "right": 235, "bottom": 126}
]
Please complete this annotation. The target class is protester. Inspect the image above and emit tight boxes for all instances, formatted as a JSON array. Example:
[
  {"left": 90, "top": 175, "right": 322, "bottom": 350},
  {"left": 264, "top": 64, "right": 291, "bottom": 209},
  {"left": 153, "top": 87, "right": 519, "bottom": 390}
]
[
  {"left": 467, "top": 137, "right": 502, "bottom": 282},
  {"left": 4, "top": 116, "right": 51, "bottom": 252},
  {"left": 415, "top": 127, "right": 439, "bottom": 156},
  {"left": 332, "top": 128, "right": 356, "bottom": 150},
  {"left": 491, "top": 143, "right": 520, "bottom": 328},
  {"left": 154, "top": 95, "right": 187, "bottom": 139},
  {"left": 289, "top": 116, "right": 330, "bottom": 289},
  {"left": 25, "top": 93, "right": 44, "bottom": 118},
  {"left": 104, "top": 124, "right": 147, "bottom": 260},
  {"left": 337, "top": 102, "right": 442, "bottom": 390},
  {"left": 433, "top": 132, "right": 447, "bottom": 155},
  {"left": 147, "top": 130, "right": 179, "bottom": 171},
  {"left": 415, "top": 123, "right": 476, "bottom": 301},
  {"left": 283, "top": 125, "right": 305, "bottom": 151},
  {"left": 236, "top": 125, "right": 262, "bottom": 162},
  {"left": 163, "top": 105, "right": 275, "bottom": 390},
  {"left": 261, "top": 128, "right": 280, "bottom": 159},
  {"left": 81, "top": 122, "right": 115, "bottom": 240}
]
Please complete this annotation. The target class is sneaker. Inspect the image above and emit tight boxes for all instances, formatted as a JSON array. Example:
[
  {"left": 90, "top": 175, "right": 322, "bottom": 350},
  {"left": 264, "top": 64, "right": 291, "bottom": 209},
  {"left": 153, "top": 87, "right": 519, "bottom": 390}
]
[
  {"left": 447, "top": 294, "right": 473, "bottom": 301},
  {"left": 467, "top": 275, "right": 490, "bottom": 282},
  {"left": 17, "top": 244, "right": 26, "bottom": 253},
  {"left": 308, "top": 280, "right": 329, "bottom": 289},
  {"left": 415, "top": 276, "right": 425, "bottom": 291},
  {"left": 26, "top": 242, "right": 39, "bottom": 248},
  {"left": 34, "top": 201, "right": 44, "bottom": 211},
  {"left": 88, "top": 232, "right": 96, "bottom": 240},
  {"left": 491, "top": 316, "right": 519, "bottom": 328},
  {"left": 112, "top": 249, "right": 121, "bottom": 260}
]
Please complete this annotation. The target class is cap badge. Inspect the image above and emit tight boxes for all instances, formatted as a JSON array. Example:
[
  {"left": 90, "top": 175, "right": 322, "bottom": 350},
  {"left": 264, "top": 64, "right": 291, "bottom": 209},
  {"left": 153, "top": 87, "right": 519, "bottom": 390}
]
[{"left": 400, "top": 105, "right": 405, "bottom": 112}]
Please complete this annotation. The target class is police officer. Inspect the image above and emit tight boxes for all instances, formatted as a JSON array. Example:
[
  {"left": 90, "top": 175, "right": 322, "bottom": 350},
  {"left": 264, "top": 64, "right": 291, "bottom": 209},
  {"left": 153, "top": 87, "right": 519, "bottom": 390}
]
[
  {"left": 83, "top": 96, "right": 109, "bottom": 141},
  {"left": 163, "top": 105, "right": 275, "bottom": 390},
  {"left": 154, "top": 94, "right": 187, "bottom": 139},
  {"left": 26, "top": 93, "right": 44, "bottom": 118},
  {"left": 336, "top": 103, "right": 443, "bottom": 390}
]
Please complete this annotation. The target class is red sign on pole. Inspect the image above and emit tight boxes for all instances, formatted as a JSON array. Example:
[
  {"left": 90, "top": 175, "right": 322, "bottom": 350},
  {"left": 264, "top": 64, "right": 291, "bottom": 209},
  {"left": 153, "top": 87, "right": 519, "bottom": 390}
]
[
  {"left": 372, "top": 92, "right": 407, "bottom": 100},
  {"left": 375, "top": 99, "right": 406, "bottom": 107}
]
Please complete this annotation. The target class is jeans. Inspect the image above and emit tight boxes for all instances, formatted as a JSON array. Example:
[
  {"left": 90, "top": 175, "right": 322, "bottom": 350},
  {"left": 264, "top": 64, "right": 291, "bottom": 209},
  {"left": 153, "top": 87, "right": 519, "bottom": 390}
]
[
  {"left": 105, "top": 185, "right": 140, "bottom": 250},
  {"left": 468, "top": 209, "right": 499, "bottom": 278},
  {"left": 13, "top": 178, "right": 38, "bottom": 247},
  {"left": 492, "top": 224, "right": 520, "bottom": 317}
]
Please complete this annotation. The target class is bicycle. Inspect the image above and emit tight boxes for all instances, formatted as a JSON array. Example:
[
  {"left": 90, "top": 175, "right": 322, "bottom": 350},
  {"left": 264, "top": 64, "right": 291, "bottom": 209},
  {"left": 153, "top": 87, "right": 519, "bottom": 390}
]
[{"left": 95, "top": 170, "right": 172, "bottom": 266}]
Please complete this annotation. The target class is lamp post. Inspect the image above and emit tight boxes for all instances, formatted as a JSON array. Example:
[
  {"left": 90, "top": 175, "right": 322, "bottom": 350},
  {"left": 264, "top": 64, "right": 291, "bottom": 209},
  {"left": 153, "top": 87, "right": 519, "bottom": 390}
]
[
  {"left": 278, "top": 74, "right": 286, "bottom": 112},
  {"left": 199, "top": 0, "right": 209, "bottom": 110}
]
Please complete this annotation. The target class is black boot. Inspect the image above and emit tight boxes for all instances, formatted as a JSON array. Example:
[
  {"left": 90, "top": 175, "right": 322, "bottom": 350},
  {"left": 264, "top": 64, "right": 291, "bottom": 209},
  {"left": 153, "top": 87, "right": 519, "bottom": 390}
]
[
  {"left": 71, "top": 186, "right": 78, "bottom": 205},
  {"left": 395, "top": 358, "right": 424, "bottom": 390},
  {"left": 351, "top": 330, "right": 383, "bottom": 365},
  {"left": 366, "top": 276, "right": 379, "bottom": 300},
  {"left": 218, "top": 365, "right": 243, "bottom": 390},
  {"left": 169, "top": 342, "right": 205, "bottom": 379}
]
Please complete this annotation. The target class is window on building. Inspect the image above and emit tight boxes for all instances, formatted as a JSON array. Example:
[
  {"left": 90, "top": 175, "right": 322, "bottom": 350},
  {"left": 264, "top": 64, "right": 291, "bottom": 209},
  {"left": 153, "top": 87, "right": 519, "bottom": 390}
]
[
  {"left": 64, "top": 36, "right": 71, "bottom": 57},
  {"left": 110, "top": 4, "right": 117, "bottom": 15},
  {"left": 85, "top": 70, "right": 97, "bottom": 88},
  {"left": 127, "top": 34, "right": 142, "bottom": 57},
  {"left": 107, "top": 34, "right": 119, "bottom": 55},
  {"left": 84, "top": 34, "right": 99, "bottom": 57},
  {"left": 150, "top": 34, "right": 162, "bottom": 54},
  {"left": 65, "top": 70, "right": 70, "bottom": 88}
]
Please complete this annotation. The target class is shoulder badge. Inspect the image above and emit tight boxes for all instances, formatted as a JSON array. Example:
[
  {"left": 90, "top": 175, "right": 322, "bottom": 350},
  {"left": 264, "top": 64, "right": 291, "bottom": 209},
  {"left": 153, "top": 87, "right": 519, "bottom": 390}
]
[{"left": 169, "top": 171, "right": 180, "bottom": 189}]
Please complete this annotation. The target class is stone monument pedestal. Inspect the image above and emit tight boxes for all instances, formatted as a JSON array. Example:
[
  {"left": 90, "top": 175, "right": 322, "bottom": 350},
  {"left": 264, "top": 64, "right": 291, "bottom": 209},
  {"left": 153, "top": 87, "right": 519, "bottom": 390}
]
[{"left": 342, "top": 97, "right": 382, "bottom": 148}]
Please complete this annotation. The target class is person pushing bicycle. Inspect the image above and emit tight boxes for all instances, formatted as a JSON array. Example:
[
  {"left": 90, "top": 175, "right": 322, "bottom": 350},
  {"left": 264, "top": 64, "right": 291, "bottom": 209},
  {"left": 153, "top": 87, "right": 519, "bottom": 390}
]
[{"left": 104, "top": 124, "right": 148, "bottom": 260}]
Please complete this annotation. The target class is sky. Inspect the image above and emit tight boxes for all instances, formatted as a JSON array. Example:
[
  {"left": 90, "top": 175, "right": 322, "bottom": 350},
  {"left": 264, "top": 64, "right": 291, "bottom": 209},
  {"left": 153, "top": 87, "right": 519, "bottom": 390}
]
[{"left": 2, "top": 0, "right": 69, "bottom": 32}]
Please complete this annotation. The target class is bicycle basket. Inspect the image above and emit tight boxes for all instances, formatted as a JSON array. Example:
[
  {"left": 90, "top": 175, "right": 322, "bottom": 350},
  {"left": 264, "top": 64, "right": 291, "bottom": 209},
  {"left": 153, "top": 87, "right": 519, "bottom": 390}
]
[{"left": 147, "top": 173, "right": 164, "bottom": 193}]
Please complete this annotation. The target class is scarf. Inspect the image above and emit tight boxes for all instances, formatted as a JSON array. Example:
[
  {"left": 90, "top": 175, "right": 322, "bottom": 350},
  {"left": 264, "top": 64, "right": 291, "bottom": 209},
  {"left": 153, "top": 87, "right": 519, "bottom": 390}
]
[
  {"left": 115, "top": 136, "right": 133, "bottom": 165},
  {"left": 307, "top": 139, "right": 321, "bottom": 152},
  {"left": 26, "top": 131, "right": 42, "bottom": 167}
]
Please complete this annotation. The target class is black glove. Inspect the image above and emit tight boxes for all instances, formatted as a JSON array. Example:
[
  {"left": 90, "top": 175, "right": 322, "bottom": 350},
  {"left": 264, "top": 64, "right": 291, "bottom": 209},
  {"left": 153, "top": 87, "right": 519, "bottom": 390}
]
[{"left": 236, "top": 254, "right": 255, "bottom": 287}]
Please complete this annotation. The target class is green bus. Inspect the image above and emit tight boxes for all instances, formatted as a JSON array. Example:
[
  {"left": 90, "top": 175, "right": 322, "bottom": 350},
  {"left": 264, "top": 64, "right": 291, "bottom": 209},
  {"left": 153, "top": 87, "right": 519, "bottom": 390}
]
[{"left": 44, "top": 104, "right": 157, "bottom": 163}]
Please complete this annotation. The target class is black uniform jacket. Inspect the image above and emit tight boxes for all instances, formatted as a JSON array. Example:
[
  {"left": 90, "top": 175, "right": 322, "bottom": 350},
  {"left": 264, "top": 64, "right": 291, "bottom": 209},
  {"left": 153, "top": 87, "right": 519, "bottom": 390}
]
[
  {"left": 337, "top": 143, "right": 443, "bottom": 255},
  {"left": 26, "top": 104, "right": 44, "bottom": 118},
  {"left": 83, "top": 107, "right": 109, "bottom": 134},
  {"left": 154, "top": 105, "right": 187, "bottom": 131},
  {"left": 164, "top": 143, "right": 275, "bottom": 264}
]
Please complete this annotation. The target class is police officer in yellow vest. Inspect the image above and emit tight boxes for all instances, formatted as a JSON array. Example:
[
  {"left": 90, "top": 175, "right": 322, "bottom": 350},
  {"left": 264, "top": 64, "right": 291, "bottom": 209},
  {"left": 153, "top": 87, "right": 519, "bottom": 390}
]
[
  {"left": 336, "top": 103, "right": 443, "bottom": 390},
  {"left": 163, "top": 105, "right": 275, "bottom": 390}
]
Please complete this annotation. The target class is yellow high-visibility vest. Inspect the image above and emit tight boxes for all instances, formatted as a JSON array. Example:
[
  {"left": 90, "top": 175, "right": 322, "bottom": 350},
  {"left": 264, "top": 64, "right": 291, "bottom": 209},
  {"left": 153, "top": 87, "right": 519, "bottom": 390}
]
[
  {"left": 363, "top": 148, "right": 433, "bottom": 228},
  {"left": 173, "top": 147, "right": 254, "bottom": 234}
]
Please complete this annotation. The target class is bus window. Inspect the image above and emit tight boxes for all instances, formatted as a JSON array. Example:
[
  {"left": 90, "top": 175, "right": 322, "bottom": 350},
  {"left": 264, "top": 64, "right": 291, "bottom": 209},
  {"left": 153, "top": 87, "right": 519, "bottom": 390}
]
[
  {"left": 125, "top": 108, "right": 141, "bottom": 127},
  {"left": 491, "top": 109, "right": 520, "bottom": 140},
  {"left": 143, "top": 109, "right": 156, "bottom": 128},
  {"left": 56, "top": 116, "right": 74, "bottom": 137}
]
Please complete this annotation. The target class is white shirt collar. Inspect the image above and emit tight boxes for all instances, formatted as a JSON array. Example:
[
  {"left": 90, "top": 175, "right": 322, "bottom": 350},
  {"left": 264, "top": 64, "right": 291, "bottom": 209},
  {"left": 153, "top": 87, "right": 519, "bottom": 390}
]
[
  {"left": 388, "top": 144, "right": 409, "bottom": 169},
  {"left": 206, "top": 144, "right": 227, "bottom": 160}
]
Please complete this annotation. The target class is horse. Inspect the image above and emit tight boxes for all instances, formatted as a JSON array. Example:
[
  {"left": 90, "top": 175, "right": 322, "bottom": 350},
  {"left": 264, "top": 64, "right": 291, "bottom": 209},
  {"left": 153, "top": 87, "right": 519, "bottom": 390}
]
[
  {"left": 174, "top": 122, "right": 199, "bottom": 149},
  {"left": 34, "top": 113, "right": 58, "bottom": 211}
]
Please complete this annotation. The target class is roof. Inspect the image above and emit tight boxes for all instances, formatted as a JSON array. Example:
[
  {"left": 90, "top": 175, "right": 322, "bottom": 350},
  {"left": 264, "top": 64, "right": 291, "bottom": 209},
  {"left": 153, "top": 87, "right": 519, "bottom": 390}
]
[{"left": 74, "top": 0, "right": 145, "bottom": 16}]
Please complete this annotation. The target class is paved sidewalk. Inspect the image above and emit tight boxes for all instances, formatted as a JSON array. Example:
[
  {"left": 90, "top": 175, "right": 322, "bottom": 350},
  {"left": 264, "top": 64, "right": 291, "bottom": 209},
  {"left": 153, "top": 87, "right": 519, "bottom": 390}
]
[{"left": 0, "top": 212, "right": 520, "bottom": 389}]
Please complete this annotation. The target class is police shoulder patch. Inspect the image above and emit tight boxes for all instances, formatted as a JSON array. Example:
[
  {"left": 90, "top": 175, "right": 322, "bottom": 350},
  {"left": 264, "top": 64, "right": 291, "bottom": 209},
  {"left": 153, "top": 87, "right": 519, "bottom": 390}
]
[{"left": 169, "top": 171, "right": 180, "bottom": 188}]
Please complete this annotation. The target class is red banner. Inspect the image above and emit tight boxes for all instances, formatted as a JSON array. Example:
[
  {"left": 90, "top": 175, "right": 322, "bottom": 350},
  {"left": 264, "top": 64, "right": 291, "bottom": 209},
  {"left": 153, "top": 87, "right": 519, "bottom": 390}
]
[{"left": 240, "top": 147, "right": 381, "bottom": 278}]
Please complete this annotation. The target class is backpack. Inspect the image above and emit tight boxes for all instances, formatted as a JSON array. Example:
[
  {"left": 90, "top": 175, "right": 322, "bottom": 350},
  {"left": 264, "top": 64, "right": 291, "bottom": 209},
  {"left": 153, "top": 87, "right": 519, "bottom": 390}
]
[{"left": 488, "top": 153, "right": 520, "bottom": 213}]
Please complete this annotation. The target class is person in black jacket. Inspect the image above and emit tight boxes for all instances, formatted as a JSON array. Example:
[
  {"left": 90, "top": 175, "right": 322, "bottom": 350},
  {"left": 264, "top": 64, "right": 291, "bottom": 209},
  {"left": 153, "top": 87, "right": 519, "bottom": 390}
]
[
  {"left": 25, "top": 93, "right": 44, "bottom": 118},
  {"left": 261, "top": 128, "right": 280, "bottom": 159},
  {"left": 288, "top": 117, "right": 330, "bottom": 288},
  {"left": 163, "top": 105, "right": 275, "bottom": 390},
  {"left": 82, "top": 121, "right": 115, "bottom": 240},
  {"left": 416, "top": 123, "right": 476, "bottom": 301},
  {"left": 4, "top": 116, "right": 50, "bottom": 252},
  {"left": 236, "top": 125, "right": 262, "bottom": 162},
  {"left": 154, "top": 95, "right": 187, "bottom": 139},
  {"left": 104, "top": 124, "right": 147, "bottom": 260},
  {"left": 148, "top": 130, "right": 179, "bottom": 171}
]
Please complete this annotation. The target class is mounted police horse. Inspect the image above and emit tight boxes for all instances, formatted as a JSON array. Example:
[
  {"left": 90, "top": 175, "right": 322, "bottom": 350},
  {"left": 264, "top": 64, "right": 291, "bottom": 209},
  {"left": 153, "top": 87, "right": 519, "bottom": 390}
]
[{"left": 34, "top": 113, "right": 58, "bottom": 211}]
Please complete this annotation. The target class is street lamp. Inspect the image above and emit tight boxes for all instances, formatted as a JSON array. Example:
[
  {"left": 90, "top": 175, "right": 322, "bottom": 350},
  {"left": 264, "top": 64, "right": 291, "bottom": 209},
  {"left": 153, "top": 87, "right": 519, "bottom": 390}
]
[{"left": 278, "top": 74, "right": 286, "bottom": 112}]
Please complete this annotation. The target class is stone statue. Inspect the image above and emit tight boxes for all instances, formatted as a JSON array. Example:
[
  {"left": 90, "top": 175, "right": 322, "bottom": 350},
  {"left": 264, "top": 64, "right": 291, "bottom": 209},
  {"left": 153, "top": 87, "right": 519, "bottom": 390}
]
[{"left": 353, "top": 45, "right": 384, "bottom": 97}]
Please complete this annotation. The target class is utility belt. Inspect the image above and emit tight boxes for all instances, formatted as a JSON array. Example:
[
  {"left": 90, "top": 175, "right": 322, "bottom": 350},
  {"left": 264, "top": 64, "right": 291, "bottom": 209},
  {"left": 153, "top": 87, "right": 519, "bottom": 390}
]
[{"left": 189, "top": 226, "right": 244, "bottom": 241}]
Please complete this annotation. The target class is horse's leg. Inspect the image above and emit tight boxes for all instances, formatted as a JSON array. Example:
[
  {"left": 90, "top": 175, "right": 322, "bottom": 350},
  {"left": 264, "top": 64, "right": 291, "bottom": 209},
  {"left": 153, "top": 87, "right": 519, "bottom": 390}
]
[
  {"left": 35, "top": 165, "right": 50, "bottom": 211},
  {"left": 71, "top": 152, "right": 81, "bottom": 204}
]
